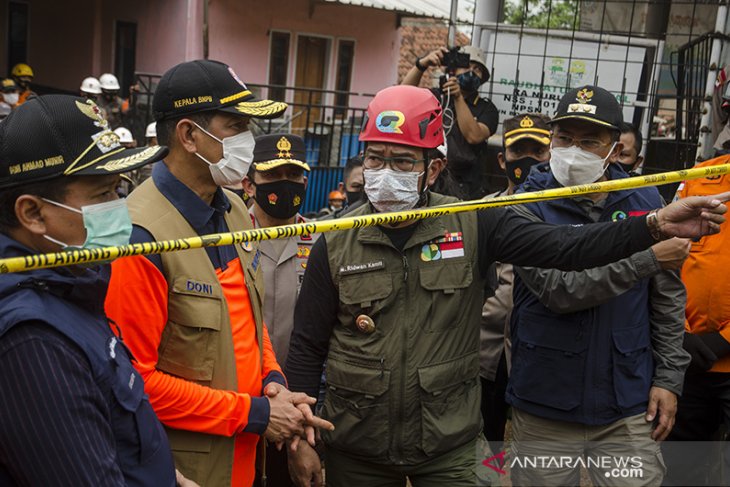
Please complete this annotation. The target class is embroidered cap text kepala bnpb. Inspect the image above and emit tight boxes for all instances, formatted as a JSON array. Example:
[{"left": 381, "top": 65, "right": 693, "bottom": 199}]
[{"left": 153, "top": 59, "right": 288, "bottom": 121}]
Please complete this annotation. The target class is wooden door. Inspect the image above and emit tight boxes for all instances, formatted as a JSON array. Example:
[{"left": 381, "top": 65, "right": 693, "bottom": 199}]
[{"left": 292, "top": 36, "right": 328, "bottom": 136}]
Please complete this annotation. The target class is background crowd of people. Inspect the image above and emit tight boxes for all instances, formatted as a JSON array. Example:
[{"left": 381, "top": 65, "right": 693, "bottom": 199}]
[{"left": 0, "top": 44, "right": 729, "bottom": 487}]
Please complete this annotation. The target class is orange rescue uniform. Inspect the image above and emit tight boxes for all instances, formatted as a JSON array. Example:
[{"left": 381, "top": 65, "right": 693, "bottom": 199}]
[
  {"left": 106, "top": 253, "right": 282, "bottom": 486},
  {"left": 679, "top": 155, "right": 730, "bottom": 372}
]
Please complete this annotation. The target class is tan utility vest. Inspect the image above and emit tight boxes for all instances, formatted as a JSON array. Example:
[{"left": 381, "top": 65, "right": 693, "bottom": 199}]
[
  {"left": 321, "top": 192, "right": 487, "bottom": 465},
  {"left": 128, "top": 178, "right": 265, "bottom": 487}
]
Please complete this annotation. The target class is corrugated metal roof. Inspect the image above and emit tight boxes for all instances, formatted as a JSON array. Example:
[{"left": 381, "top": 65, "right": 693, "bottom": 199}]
[{"left": 323, "top": 0, "right": 474, "bottom": 22}]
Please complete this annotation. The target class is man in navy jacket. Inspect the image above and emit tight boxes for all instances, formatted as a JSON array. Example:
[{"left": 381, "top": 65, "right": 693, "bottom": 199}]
[
  {"left": 0, "top": 95, "right": 187, "bottom": 486},
  {"left": 507, "top": 85, "right": 690, "bottom": 486}
]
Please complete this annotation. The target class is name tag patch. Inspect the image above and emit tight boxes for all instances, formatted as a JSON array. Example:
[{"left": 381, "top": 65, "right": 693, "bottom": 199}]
[
  {"left": 186, "top": 279, "right": 215, "bottom": 296},
  {"left": 339, "top": 260, "right": 385, "bottom": 276}
]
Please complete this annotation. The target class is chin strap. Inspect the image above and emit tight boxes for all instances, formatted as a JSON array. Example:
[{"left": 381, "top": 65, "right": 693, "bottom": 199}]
[{"left": 416, "top": 157, "right": 432, "bottom": 208}]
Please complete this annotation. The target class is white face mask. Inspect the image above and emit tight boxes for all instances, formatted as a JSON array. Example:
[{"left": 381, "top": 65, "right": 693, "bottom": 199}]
[
  {"left": 3, "top": 93, "right": 19, "bottom": 105},
  {"left": 193, "top": 123, "right": 255, "bottom": 187},
  {"left": 549, "top": 143, "right": 616, "bottom": 187},
  {"left": 364, "top": 168, "right": 424, "bottom": 213}
]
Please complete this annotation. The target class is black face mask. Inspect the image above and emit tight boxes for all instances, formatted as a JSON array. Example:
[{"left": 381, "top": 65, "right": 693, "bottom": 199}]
[
  {"left": 457, "top": 71, "right": 482, "bottom": 94},
  {"left": 346, "top": 190, "right": 363, "bottom": 206},
  {"left": 505, "top": 157, "right": 541, "bottom": 185},
  {"left": 254, "top": 179, "right": 306, "bottom": 220},
  {"left": 617, "top": 162, "right": 635, "bottom": 174}
]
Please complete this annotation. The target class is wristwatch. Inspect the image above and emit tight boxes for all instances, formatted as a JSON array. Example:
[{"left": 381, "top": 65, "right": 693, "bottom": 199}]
[
  {"left": 646, "top": 209, "right": 667, "bottom": 241},
  {"left": 415, "top": 56, "right": 427, "bottom": 72}
]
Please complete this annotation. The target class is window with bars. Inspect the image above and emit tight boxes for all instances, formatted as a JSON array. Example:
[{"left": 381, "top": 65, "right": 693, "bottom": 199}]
[
  {"left": 268, "top": 31, "right": 290, "bottom": 102},
  {"left": 334, "top": 40, "right": 355, "bottom": 116}
]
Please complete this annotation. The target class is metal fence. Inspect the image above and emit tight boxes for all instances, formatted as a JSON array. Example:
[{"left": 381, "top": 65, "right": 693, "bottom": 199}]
[
  {"left": 467, "top": 0, "right": 729, "bottom": 198},
  {"left": 126, "top": 75, "right": 365, "bottom": 216},
  {"left": 301, "top": 167, "right": 345, "bottom": 216},
  {"left": 124, "top": 1, "right": 729, "bottom": 202},
  {"left": 129, "top": 75, "right": 370, "bottom": 169},
  {"left": 674, "top": 31, "right": 730, "bottom": 166}
]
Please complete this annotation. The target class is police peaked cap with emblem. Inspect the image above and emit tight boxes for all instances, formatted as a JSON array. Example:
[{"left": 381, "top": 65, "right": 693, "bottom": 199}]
[
  {"left": 550, "top": 85, "right": 623, "bottom": 130},
  {"left": 252, "top": 134, "right": 310, "bottom": 171},
  {"left": 153, "top": 59, "right": 288, "bottom": 121},
  {"left": 503, "top": 113, "right": 551, "bottom": 147},
  {"left": 0, "top": 94, "right": 168, "bottom": 189}
]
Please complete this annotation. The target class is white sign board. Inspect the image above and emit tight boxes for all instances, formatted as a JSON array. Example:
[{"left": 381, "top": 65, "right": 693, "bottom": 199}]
[{"left": 481, "top": 32, "right": 646, "bottom": 131}]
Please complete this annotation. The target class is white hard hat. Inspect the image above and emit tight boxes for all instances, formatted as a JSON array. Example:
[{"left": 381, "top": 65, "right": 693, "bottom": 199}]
[
  {"left": 99, "top": 73, "right": 120, "bottom": 91},
  {"left": 114, "top": 127, "right": 134, "bottom": 144},
  {"left": 145, "top": 122, "right": 157, "bottom": 138},
  {"left": 80, "top": 77, "right": 102, "bottom": 95}
]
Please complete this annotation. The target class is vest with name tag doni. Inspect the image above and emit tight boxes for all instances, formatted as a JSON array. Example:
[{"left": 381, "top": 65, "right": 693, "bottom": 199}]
[{"left": 126, "top": 178, "right": 266, "bottom": 487}]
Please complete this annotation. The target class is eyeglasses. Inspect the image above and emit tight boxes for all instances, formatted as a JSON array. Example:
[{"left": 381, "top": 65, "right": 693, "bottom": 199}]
[
  {"left": 552, "top": 134, "right": 612, "bottom": 151},
  {"left": 363, "top": 153, "right": 426, "bottom": 172}
]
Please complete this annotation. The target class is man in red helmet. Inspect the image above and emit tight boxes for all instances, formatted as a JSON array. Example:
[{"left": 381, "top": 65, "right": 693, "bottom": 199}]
[{"left": 284, "top": 85, "right": 730, "bottom": 486}]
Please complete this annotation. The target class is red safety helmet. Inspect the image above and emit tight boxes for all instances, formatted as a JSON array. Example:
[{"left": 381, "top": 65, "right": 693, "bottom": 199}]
[{"left": 359, "top": 85, "right": 444, "bottom": 149}]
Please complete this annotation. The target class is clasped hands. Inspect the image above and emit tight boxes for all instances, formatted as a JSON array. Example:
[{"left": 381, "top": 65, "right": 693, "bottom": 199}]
[{"left": 263, "top": 382, "right": 334, "bottom": 452}]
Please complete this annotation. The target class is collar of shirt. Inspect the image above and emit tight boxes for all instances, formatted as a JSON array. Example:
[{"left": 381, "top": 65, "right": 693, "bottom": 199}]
[{"left": 152, "top": 161, "right": 232, "bottom": 235}]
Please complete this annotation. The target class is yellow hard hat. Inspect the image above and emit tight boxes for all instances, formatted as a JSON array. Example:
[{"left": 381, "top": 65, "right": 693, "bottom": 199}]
[{"left": 11, "top": 63, "right": 34, "bottom": 78}]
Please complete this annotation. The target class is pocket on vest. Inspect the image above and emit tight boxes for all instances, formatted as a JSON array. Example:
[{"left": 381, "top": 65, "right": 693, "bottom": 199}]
[
  {"left": 110, "top": 344, "right": 166, "bottom": 466},
  {"left": 158, "top": 288, "right": 223, "bottom": 382},
  {"left": 418, "top": 352, "right": 481, "bottom": 456},
  {"left": 510, "top": 308, "right": 588, "bottom": 411},
  {"left": 418, "top": 261, "right": 473, "bottom": 332},
  {"left": 165, "top": 428, "right": 216, "bottom": 485},
  {"left": 321, "top": 355, "right": 391, "bottom": 457},
  {"left": 612, "top": 325, "right": 652, "bottom": 409},
  {"left": 338, "top": 272, "right": 395, "bottom": 337}
]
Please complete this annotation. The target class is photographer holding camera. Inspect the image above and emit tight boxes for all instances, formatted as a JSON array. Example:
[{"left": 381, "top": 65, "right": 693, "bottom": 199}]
[{"left": 403, "top": 46, "right": 499, "bottom": 199}]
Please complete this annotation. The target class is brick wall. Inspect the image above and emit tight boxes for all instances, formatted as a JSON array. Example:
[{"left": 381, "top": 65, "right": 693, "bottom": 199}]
[{"left": 398, "top": 18, "right": 471, "bottom": 88}]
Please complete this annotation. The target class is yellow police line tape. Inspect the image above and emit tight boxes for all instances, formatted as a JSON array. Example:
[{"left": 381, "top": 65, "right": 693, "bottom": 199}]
[{"left": 0, "top": 163, "right": 728, "bottom": 274}]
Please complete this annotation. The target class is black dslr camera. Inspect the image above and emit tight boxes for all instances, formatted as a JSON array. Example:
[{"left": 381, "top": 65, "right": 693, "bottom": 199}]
[
  {"left": 442, "top": 46, "right": 471, "bottom": 75},
  {"left": 439, "top": 46, "right": 470, "bottom": 91}
]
